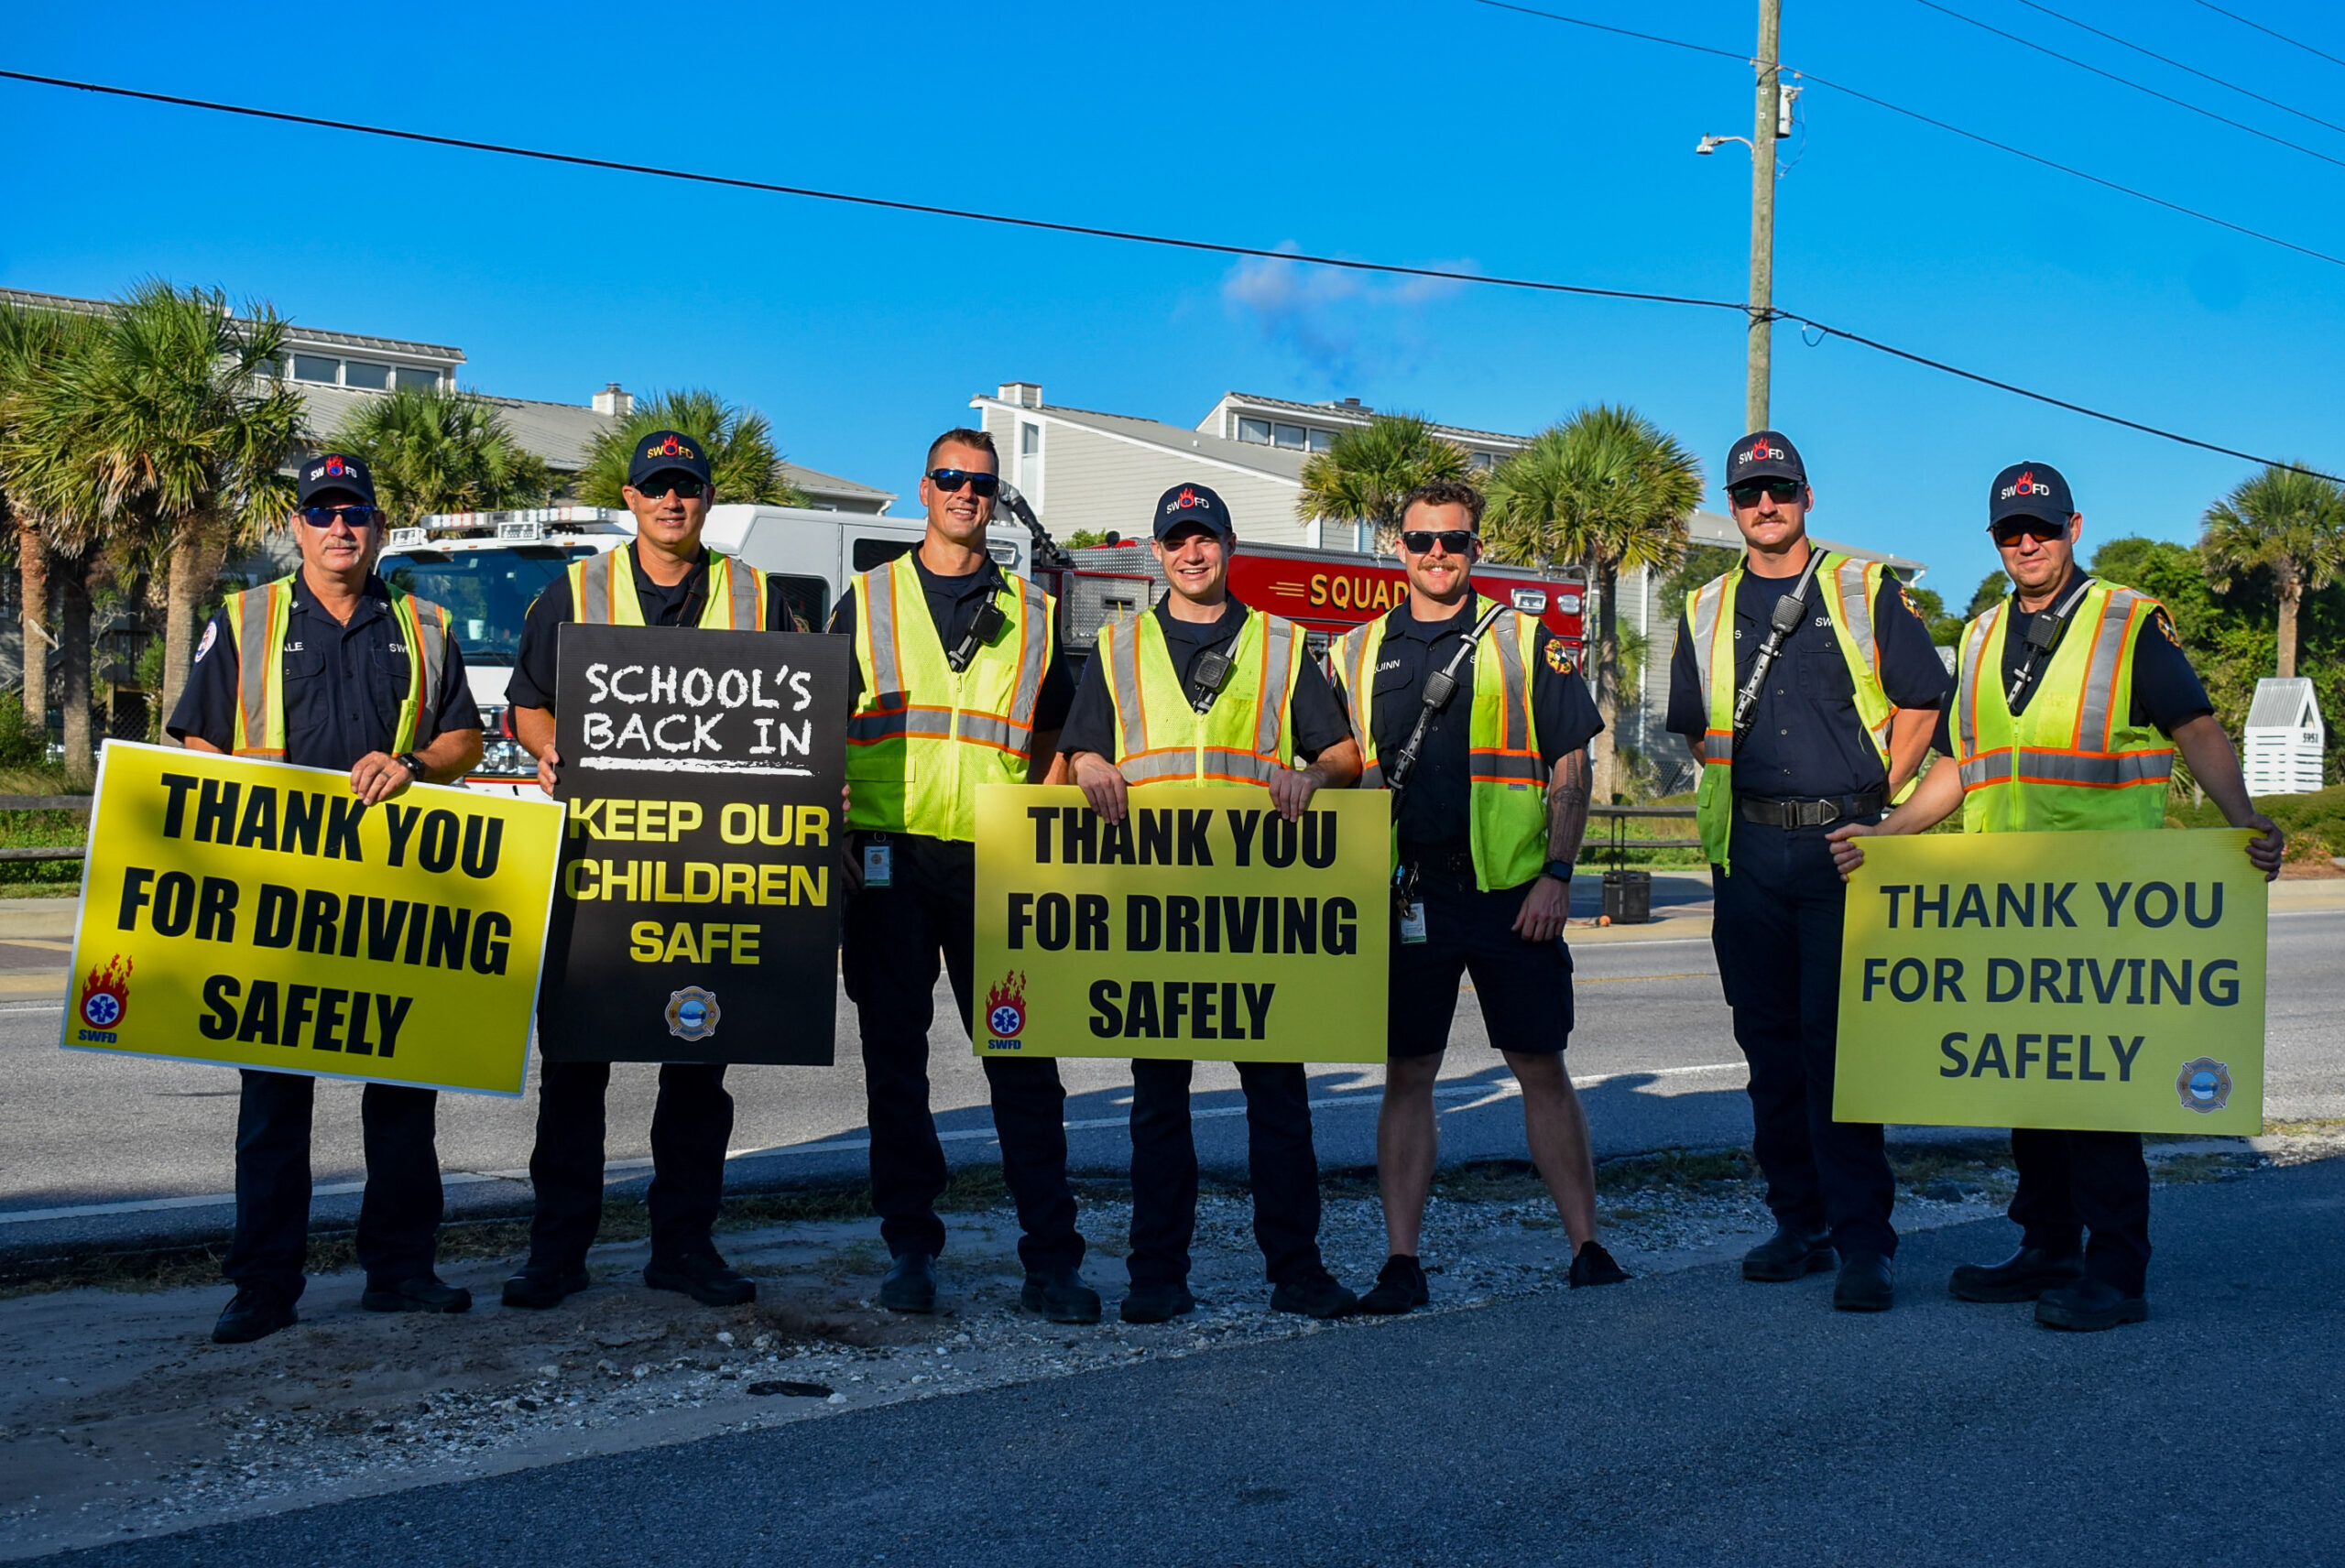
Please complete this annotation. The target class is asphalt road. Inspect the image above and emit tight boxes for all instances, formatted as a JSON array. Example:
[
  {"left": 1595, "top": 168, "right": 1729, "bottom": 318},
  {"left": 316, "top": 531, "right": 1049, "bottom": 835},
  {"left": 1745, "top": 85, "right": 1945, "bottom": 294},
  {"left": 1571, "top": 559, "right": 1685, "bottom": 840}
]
[
  {"left": 55, "top": 1151, "right": 2345, "bottom": 1568},
  {"left": 5, "top": 896, "right": 2339, "bottom": 1260}
]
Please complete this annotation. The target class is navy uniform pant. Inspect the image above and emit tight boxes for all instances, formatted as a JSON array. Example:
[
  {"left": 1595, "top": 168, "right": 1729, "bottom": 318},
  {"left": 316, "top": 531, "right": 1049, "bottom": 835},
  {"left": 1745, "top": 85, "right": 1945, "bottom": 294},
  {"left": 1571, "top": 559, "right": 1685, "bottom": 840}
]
[
  {"left": 1128, "top": 1059, "right": 1323, "bottom": 1289},
  {"left": 526, "top": 1060, "right": 734, "bottom": 1269},
  {"left": 843, "top": 833, "right": 1085, "bottom": 1274},
  {"left": 1712, "top": 817, "right": 1898, "bottom": 1258},
  {"left": 2009, "top": 1127, "right": 2151, "bottom": 1295},
  {"left": 225, "top": 1069, "right": 442, "bottom": 1302}
]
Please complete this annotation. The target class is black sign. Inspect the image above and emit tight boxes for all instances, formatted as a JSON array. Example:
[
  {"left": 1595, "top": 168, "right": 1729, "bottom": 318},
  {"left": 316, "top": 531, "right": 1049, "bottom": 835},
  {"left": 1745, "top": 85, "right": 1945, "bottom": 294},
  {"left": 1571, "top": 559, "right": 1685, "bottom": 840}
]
[{"left": 539, "top": 624, "right": 846, "bottom": 1064}]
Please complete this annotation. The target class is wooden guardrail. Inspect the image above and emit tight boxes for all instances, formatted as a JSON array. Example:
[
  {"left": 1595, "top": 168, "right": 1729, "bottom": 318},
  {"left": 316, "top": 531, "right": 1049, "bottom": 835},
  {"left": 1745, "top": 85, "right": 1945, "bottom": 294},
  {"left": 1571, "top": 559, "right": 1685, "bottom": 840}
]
[{"left": 0, "top": 795, "right": 92, "bottom": 863}]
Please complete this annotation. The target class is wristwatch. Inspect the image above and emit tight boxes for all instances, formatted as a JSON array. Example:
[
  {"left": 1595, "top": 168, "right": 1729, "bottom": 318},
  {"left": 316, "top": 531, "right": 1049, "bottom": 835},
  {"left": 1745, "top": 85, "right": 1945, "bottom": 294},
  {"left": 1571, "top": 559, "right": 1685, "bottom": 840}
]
[
  {"left": 395, "top": 752, "right": 427, "bottom": 780},
  {"left": 1541, "top": 857, "right": 1575, "bottom": 883}
]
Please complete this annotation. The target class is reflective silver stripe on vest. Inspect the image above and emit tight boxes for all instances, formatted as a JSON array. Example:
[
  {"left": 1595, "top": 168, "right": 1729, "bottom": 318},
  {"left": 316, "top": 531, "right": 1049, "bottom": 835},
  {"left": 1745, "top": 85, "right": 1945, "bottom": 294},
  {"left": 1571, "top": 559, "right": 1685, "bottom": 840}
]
[
  {"left": 1257, "top": 615, "right": 1294, "bottom": 762},
  {"left": 1336, "top": 628, "right": 1385, "bottom": 788},
  {"left": 2075, "top": 586, "right": 2139, "bottom": 750},
  {"left": 724, "top": 559, "right": 761, "bottom": 629},
  {"left": 960, "top": 714, "right": 1020, "bottom": 750},
  {"left": 859, "top": 568, "right": 903, "bottom": 697},
  {"left": 1688, "top": 576, "right": 1728, "bottom": 714},
  {"left": 1490, "top": 615, "right": 1532, "bottom": 757},
  {"left": 2011, "top": 747, "right": 2174, "bottom": 787},
  {"left": 1958, "top": 749, "right": 2008, "bottom": 789},
  {"left": 234, "top": 586, "right": 277, "bottom": 747},
  {"left": 1122, "top": 751, "right": 1198, "bottom": 784},
  {"left": 575, "top": 551, "right": 617, "bottom": 625},
  {"left": 1955, "top": 607, "right": 1999, "bottom": 762},
  {"left": 1470, "top": 752, "right": 1546, "bottom": 783},
  {"left": 409, "top": 601, "right": 446, "bottom": 743},
  {"left": 1835, "top": 556, "right": 1878, "bottom": 676},
  {"left": 845, "top": 708, "right": 954, "bottom": 744},
  {"left": 1107, "top": 621, "right": 1148, "bottom": 756},
  {"left": 1007, "top": 579, "right": 1050, "bottom": 730}
]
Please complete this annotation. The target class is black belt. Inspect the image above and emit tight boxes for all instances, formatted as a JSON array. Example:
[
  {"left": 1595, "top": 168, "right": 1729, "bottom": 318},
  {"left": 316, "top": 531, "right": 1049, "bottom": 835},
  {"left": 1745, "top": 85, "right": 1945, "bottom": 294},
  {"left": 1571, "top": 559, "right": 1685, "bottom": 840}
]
[
  {"left": 1398, "top": 842, "right": 1475, "bottom": 877},
  {"left": 1736, "top": 792, "right": 1884, "bottom": 828}
]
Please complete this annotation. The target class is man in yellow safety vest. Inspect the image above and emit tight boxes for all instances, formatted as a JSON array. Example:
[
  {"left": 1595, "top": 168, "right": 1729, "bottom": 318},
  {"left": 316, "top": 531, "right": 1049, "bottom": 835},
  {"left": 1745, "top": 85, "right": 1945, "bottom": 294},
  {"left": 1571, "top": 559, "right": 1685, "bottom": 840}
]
[
  {"left": 169, "top": 452, "right": 485, "bottom": 1343},
  {"left": 505, "top": 429, "right": 801, "bottom": 1313},
  {"left": 1058, "top": 481, "right": 1364, "bottom": 1323},
  {"left": 1830, "top": 460, "right": 2283, "bottom": 1331},
  {"left": 828, "top": 427, "right": 1097, "bottom": 1322},
  {"left": 1330, "top": 478, "right": 1628, "bottom": 1315}
]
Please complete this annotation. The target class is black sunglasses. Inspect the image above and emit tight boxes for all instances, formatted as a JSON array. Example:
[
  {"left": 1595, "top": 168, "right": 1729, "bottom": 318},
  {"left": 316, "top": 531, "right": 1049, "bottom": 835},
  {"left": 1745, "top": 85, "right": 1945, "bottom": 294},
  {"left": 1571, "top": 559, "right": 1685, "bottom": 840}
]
[
  {"left": 928, "top": 468, "right": 1000, "bottom": 497},
  {"left": 1991, "top": 516, "right": 2067, "bottom": 546},
  {"left": 633, "top": 476, "right": 707, "bottom": 500},
  {"left": 300, "top": 504, "right": 380, "bottom": 529},
  {"left": 1400, "top": 528, "right": 1477, "bottom": 555},
  {"left": 1727, "top": 479, "right": 1803, "bottom": 506}
]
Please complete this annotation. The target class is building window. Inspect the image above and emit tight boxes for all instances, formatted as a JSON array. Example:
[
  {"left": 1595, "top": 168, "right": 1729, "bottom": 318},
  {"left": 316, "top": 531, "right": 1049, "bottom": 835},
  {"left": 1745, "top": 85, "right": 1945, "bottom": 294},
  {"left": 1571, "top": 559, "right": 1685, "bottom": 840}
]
[
  {"left": 1237, "top": 417, "right": 1271, "bottom": 445},
  {"left": 344, "top": 361, "right": 392, "bottom": 391},
  {"left": 1273, "top": 423, "right": 1306, "bottom": 450},
  {"left": 394, "top": 366, "right": 439, "bottom": 391},
  {"left": 292, "top": 354, "right": 339, "bottom": 384},
  {"left": 1469, "top": 451, "right": 1500, "bottom": 470},
  {"left": 1020, "top": 422, "right": 1040, "bottom": 456},
  {"left": 1307, "top": 428, "right": 1335, "bottom": 452}
]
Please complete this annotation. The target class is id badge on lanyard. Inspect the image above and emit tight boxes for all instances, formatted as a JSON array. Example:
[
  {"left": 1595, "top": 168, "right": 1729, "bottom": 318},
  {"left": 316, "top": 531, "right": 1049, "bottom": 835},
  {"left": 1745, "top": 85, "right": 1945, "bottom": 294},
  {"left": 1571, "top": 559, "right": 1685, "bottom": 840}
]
[
  {"left": 1398, "top": 901, "right": 1428, "bottom": 945},
  {"left": 862, "top": 836, "right": 894, "bottom": 889}
]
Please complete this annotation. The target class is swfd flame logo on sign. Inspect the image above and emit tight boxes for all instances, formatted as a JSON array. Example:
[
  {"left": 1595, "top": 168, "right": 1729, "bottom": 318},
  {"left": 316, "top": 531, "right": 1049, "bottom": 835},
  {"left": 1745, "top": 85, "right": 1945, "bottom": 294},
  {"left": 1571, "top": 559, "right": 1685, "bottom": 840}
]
[
  {"left": 984, "top": 972, "right": 1028, "bottom": 1050},
  {"left": 76, "top": 955, "right": 132, "bottom": 1042}
]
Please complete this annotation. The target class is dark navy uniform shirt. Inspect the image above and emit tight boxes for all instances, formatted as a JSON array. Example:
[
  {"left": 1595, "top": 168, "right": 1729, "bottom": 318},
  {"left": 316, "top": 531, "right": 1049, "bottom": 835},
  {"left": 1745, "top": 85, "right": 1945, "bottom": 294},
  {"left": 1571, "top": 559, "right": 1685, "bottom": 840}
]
[
  {"left": 1355, "top": 599, "right": 1602, "bottom": 850},
  {"left": 506, "top": 543, "right": 810, "bottom": 714},
  {"left": 1927, "top": 578, "right": 2212, "bottom": 752},
  {"left": 826, "top": 554, "right": 1075, "bottom": 730},
  {"left": 1058, "top": 598, "right": 1351, "bottom": 765},
  {"left": 1666, "top": 560, "right": 1947, "bottom": 801},
  {"left": 167, "top": 572, "right": 482, "bottom": 771}
]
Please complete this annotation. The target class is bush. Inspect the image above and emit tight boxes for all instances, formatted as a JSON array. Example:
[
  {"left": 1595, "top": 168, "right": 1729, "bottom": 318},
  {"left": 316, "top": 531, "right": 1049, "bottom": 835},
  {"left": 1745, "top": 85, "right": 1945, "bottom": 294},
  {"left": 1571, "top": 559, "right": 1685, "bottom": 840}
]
[
  {"left": 0, "top": 690, "right": 46, "bottom": 768},
  {"left": 2169, "top": 782, "right": 2345, "bottom": 861}
]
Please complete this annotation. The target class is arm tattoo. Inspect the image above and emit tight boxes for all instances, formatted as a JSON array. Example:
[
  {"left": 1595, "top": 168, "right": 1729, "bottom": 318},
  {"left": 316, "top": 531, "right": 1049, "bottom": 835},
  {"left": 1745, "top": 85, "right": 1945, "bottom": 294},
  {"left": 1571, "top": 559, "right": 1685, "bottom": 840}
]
[{"left": 1545, "top": 752, "right": 1593, "bottom": 866}]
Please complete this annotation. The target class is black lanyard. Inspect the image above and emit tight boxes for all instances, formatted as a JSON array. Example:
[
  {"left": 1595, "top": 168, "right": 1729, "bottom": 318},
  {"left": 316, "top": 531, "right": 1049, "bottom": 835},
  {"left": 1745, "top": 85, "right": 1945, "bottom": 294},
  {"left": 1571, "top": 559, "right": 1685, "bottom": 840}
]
[
  {"left": 2005, "top": 575, "right": 2095, "bottom": 710},
  {"left": 1730, "top": 549, "right": 1827, "bottom": 750}
]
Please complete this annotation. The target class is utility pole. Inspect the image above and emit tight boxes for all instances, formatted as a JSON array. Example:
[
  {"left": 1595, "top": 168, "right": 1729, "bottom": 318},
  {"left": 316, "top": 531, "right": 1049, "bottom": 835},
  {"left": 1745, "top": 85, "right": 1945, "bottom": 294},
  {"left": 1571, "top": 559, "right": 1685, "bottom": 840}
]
[{"left": 1746, "top": 0, "right": 1781, "bottom": 433}]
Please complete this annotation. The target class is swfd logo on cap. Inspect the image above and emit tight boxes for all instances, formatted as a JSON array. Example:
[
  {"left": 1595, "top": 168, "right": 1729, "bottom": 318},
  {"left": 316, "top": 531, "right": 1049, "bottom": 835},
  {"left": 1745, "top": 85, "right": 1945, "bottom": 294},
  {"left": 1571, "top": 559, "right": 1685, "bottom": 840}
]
[
  {"left": 2001, "top": 471, "right": 2044, "bottom": 500},
  {"left": 1168, "top": 487, "right": 1201, "bottom": 513},
  {"left": 647, "top": 434, "right": 697, "bottom": 460}
]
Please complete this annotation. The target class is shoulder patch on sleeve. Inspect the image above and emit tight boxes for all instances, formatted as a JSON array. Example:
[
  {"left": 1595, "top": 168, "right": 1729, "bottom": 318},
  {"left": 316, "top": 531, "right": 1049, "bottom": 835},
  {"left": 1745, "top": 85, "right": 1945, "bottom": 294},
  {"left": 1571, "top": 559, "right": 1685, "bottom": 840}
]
[
  {"left": 193, "top": 620, "right": 218, "bottom": 664},
  {"left": 1543, "top": 638, "right": 1575, "bottom": 674},
  {"left": 2152, "top": 610, "right": 2182, "bottom": 647}
]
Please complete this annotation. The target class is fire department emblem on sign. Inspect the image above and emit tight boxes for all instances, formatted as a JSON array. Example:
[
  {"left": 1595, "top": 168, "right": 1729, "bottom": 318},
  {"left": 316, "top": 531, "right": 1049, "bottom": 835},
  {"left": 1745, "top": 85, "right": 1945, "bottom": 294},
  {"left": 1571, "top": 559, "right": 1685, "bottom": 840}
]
[
  {"left": 666, "top": 986, "right": 722, "bottom": 1042},
  {"left": 984, "top": 972, "right": 1027, "bottom": 1050},
  {"left": 77, "top": 955, "right": 132, "bottom": 1040},
  {"left": 2176, "top": 1057, "right": 2231, "bottom": 1115}
]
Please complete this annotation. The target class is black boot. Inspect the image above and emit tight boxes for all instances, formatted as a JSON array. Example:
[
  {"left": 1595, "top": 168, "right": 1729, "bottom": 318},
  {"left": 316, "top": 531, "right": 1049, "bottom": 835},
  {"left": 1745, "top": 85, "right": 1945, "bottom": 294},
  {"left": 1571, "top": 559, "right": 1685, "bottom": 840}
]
[
  {"left": 1119, "top": 1282, "right": 1197, "bottom": 1324},
  {"left": 644, "top": 1252, "right": 756, "bottom": 1307},
  {"left": 502, "top": 1263, "right": 591, "bottom": 1310},
  {"left": 212, "top": 1289, "right": 298, "bottom": 1345},
  {"left": 1833, "top": 1251, "right": 1895, "bottom": 1312},
  {"left": 1270, "top": 1268, "right": 1358, "bottom": 1319},
  {"left": 878, "top": 1252, "right": 937, "bottom": 1313},
  {"left": 1021, "top": 1267, "right": 1102, "bottom": 1324},
  {"left": 361, "top": 1276, "right": 473, "bottom": 1313},
  {"left": 1948, "top": 1246, "right": 2085, "bottom": 1304},
  {"left": 2035, "top": 1279, "right": 2148, "bottom": 1332},
  {"left": 1743, "top": 1225, "right": 1836, "bottom": 1282}
]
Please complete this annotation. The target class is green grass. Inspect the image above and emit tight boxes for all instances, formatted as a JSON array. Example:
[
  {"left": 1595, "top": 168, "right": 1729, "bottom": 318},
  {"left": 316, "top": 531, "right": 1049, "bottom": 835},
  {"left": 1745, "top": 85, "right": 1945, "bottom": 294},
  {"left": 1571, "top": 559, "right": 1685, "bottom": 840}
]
[
  {"left": 2168, "top": 781, "right": 2345, "bottom": 862},
  {"left": 0, "top": 763, "right": 89, "bottom": 891}
]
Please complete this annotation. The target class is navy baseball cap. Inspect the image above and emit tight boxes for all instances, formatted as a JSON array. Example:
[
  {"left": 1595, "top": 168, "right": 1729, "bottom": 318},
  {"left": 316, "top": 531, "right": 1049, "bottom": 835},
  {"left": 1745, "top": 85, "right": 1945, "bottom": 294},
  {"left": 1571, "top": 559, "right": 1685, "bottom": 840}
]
[
  {"left": 297, "top": 452, "right": 376, "bottom": 507},
  {"left": 627, "top": 429, "right": 714, "bottom": 490},
  {"left": 1726, "top": 430, "right": 1807, "bottom": 488},
  {"left": 1153, "top": 482, "right": 1234, "bottom": 540},
  {"left": 1988, "top": 462, "right": 2074, "bottom": 528}
]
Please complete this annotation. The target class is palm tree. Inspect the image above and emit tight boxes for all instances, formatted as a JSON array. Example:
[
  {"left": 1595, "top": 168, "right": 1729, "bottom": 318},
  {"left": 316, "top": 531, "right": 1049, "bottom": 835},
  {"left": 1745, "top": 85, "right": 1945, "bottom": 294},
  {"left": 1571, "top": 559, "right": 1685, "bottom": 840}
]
[
  {"left": 2200, "top": 464, "right": 2345, "bottom": 680},
  {"left": 573, "top": 388, "right": 803, "bottom": 507},
  {"left": 1483, "top": 405, "right": 1702, "bottom": 803},
  {"left": 333, "top": 385, "right": 551, "bottom": 527},
  {"left": 63, "top": 281, "right": 301, "bottom": 725},
  {"left": 1295, "top": 414, "right": 1471, "bottom": 549}
]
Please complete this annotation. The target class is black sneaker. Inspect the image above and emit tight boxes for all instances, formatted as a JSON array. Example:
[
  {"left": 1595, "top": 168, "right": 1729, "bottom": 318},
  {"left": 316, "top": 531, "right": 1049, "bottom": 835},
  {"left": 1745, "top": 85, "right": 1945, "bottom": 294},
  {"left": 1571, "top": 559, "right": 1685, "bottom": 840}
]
[
  {"left": 1021, "top": 1267, "right": 1103, "bottom": 1324},
  {"left": 1743, "top": 1225, "right": 1837, "bottom": 1282},
  {"left": 878, "top": 1252, "right": 937, "bottom": 1314},
  {"left": 1568, "top": 1240, "right": 1629, "bottom": 1289},
  {"left": 501, "top": 1263, "right": 591, "bottom": 1310},
  {"left": 1949, "top": 1247, "right": 2085, "bottom": 1303},
  {"left": 1119, "top": 1282, "right": 1197, "bottom": 1324},
  {"left": 212, "top": 1289, "right": 298, "bottom": 1345},
  {"left": 1357, "top": 1255, "right": 1429, "bottom": 1316},
  {"left": 1270, "top": 1268, "right": 1358, "bottom": 1319},
  {"left": 2035, "top": 1279, "right": 2148, "bottom": 1332},
  {"left": 361, "top": 1276, "right": 473, "bottom": 1313},
  {"left": 644, "top": 1253, "right": 756, "bottom": 1307}
]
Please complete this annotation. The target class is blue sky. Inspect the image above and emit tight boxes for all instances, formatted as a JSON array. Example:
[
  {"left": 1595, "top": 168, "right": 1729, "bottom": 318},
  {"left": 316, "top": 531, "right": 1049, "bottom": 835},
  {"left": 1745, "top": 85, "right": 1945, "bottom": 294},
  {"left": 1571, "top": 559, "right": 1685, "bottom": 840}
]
[{"left": 6, "top": 0, "right": 2342, "bottom": 600}]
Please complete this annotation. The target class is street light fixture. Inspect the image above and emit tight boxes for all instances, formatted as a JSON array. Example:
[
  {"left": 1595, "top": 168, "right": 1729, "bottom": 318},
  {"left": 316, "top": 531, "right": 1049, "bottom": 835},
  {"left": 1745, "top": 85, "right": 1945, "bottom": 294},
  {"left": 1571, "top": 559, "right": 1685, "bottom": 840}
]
[{"left": 1695, "top": 134, "right": 1753, "bottom": 156}]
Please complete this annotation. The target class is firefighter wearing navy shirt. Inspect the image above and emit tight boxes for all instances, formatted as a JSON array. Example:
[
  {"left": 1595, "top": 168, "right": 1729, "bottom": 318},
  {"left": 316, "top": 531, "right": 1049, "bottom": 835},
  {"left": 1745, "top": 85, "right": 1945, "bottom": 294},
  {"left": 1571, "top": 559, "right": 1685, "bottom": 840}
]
[
  {"left": 827, "top": 428, "right": 1096, "bottom": 1323},
  {"left": 503, "top": 430, "right": 802, "bottom": 1314},
  {"left": 1329, "top": 478, "right": 1628, "bottom": 1316},
  {"left": 1058, "top": 483, "right": 1365, "bottom": 1323},
  {"left": 1664, "top": 430, "right": 1947, "bottom": 1312},
  {"left": 1830, "top": 460, "right": 2283, "bottom": 1332},
  {"left": 168, "top": 452, "right": 484, "bottom": 1345}
]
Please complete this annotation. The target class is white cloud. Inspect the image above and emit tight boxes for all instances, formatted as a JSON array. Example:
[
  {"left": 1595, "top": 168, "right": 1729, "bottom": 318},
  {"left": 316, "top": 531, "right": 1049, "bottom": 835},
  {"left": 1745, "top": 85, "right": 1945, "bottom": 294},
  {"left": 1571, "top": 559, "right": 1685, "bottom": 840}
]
[{"left": 1220, "top": 245, "right": 1477, "bottom": 384}]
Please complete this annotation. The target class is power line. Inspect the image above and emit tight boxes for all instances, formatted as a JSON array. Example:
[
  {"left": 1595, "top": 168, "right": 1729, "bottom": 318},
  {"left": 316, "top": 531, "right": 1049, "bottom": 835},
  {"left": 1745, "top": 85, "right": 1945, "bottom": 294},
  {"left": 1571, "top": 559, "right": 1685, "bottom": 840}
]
[
  {"left": 1471, "top": 0, "right": 2345, "bottom": 270},
  {"left": 0, "top": 66, "right": 2336, "bottom": 485},
  {"left": 2011, "top": 0, "right": 2345, "bottom": 139},
  {"left": 1910, "top": 0, "right": 2345, "bottom": 162},
  {"left": 2188, "top": 0, "right": 2345, "bottom": 73},
  {"left": 1465, "top": 0, "right": 1746, "bottom": 61}
]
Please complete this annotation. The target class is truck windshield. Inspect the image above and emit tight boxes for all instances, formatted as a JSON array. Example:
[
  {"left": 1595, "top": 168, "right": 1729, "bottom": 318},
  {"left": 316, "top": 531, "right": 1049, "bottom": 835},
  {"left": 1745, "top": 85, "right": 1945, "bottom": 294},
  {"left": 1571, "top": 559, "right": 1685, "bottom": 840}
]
[{"left": 377, "top": 545, "right": 594, "bottom": 667}]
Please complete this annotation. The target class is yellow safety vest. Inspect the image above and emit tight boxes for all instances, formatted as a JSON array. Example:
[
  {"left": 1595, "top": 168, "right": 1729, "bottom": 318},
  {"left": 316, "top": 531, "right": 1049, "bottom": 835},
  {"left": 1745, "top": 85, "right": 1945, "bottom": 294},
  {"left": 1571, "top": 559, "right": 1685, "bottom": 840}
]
[
  {"left": 845, "top": 551, "right": 1053, "bottom": 843},
  {"left": 223, "top": 575, "right": 451, "bottom": 759},
  {"left": 565, "top": 544, "right": 769, "bottom": 629},
  {"left": 1096, "top": 606, "right": 1304, "bottom": 787},
  {"left": 1685, "top": 550, "right": 1898, "bottom": 868},
  {"left": 1952, "top": 579, "right": 2175, "bottom": 833},
  {"left": 1332, "top": 596, "right": 1549, "bottom": 892}
]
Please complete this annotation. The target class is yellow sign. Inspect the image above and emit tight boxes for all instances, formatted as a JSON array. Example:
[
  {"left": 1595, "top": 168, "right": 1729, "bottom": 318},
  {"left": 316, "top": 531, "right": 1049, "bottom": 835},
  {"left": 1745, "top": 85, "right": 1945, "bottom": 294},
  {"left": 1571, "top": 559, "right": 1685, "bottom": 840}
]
[
  {"left": 62, "top": 741, "right": 565, "bottom": 1096},
  {"left": 1835, "top": 829, "right": 2267, "bottom": 1135},
  {"left": 971, "top": 784, "right": 1389, "bottom": 1062}
]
